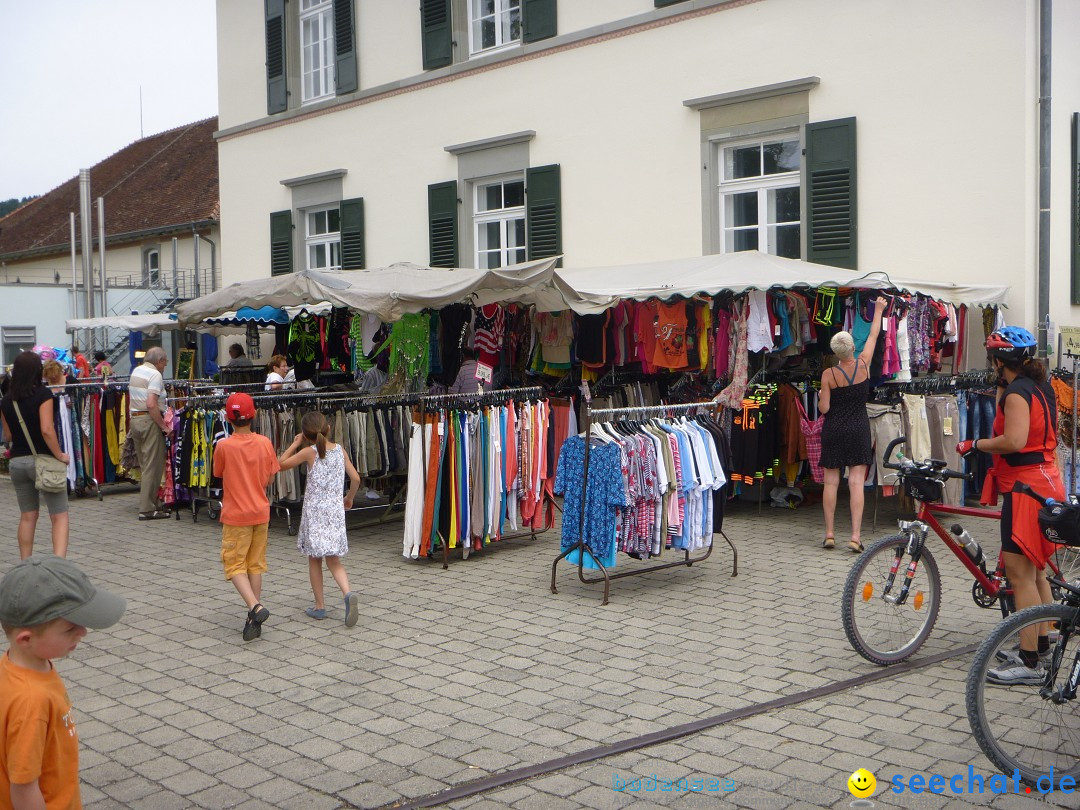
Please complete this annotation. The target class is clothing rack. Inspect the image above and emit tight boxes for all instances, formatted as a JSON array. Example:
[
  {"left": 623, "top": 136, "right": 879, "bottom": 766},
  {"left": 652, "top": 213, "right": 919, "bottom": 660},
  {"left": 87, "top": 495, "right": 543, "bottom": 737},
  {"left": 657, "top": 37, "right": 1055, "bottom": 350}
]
[
  {"left": 550, "top": 399, "right": 737, "bottom": 605},
  {"left": 416, "top": 385, "right": 555, "bottom": 569},
  {"left": 178, "top": 387, "right": 421, "bottom": 531}
]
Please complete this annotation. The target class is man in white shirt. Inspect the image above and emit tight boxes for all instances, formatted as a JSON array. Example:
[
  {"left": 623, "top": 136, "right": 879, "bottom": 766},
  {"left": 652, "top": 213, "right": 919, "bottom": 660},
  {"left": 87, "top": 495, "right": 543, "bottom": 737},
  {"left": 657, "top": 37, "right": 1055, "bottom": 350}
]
[{"left": 129, "top": 347, "right": 170, "bottom": 519}]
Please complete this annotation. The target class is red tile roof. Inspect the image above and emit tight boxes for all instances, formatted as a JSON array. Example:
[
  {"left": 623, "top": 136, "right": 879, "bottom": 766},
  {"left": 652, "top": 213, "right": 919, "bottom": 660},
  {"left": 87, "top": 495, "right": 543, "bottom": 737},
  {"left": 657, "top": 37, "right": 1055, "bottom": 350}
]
[{"left": 0, "top": 117, "right": 219, "bottom": 260}]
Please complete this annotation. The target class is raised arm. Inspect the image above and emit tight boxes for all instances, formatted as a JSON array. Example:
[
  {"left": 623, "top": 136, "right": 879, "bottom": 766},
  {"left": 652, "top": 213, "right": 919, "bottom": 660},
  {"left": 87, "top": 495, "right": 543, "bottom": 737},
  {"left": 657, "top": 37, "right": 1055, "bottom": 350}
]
[
  {"left": 278, "top": 434, "right": 314, "bottom": 472},
  {"left": 857, "top": 295, "right": 890, "bottom": 368}
]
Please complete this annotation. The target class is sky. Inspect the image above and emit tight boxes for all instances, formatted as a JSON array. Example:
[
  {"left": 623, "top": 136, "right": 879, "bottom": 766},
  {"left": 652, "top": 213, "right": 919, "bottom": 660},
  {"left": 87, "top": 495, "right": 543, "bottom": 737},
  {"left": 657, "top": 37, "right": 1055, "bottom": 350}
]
[{"left": 0, "top": 0, "right": 219, "bottom": 201}]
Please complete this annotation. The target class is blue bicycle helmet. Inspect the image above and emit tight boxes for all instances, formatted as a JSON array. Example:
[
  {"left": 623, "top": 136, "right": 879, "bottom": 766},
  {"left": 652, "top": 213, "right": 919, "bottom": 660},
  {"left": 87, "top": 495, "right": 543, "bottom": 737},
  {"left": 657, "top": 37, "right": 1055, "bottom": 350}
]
[{"left": 986, "top": 326, "right": 1037, "bottom": 362}]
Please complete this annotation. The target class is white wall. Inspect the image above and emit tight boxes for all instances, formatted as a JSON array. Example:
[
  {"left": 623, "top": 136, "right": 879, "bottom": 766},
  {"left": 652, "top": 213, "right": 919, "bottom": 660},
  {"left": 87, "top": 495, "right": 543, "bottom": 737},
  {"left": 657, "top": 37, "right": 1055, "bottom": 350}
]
[
  {"left": 1048, "top": 2, "right": 1080, "bottom": 341},
  {"left": 216, "top": 0, "right": 1078, "bottom": 324}
]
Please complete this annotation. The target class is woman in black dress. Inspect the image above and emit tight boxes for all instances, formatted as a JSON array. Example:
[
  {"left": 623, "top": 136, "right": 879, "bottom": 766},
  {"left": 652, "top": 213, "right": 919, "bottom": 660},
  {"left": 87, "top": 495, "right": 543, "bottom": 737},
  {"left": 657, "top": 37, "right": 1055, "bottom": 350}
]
[{"left": 818, "top": 296, "right": 887, "bottom": 552}]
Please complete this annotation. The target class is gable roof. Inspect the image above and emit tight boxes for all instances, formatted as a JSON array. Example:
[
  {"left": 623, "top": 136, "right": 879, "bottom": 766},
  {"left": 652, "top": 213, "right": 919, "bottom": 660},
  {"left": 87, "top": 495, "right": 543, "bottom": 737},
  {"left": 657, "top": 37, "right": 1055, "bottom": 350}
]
[{"left": 0, "top": 117, "right": 219, "bottom": 260}]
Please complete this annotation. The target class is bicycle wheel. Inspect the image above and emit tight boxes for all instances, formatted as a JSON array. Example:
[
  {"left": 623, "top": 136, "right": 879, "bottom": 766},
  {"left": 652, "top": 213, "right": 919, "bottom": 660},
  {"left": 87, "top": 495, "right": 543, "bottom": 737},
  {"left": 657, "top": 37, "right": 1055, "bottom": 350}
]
[
  {"left": 966, "top": 603, "right": 1080, "bottom": 785},
  {"left": 842, "top": 534, "right": 941, "bottom": 665}
]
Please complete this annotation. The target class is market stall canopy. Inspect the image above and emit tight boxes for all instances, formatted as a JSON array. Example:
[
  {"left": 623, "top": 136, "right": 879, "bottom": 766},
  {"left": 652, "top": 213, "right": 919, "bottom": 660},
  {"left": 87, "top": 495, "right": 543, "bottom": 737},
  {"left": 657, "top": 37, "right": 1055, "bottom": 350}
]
[
  {"left": 65, "top": 313, "right": 179, "bottom": 336},
  {"left": 176, "top": 258, "right": 559, "bottom": 325},
  {"left": 544, "top": 252, "right": 1009, "bottom": 314}
]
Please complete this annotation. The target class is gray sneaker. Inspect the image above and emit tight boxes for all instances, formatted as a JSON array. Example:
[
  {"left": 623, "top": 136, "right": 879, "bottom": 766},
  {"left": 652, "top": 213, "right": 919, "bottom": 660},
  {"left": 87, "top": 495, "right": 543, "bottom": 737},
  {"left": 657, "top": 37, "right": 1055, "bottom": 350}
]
[
  {"left": 995, "top": 647, "right": 1052, "bottom": 668},
  {"left": 986, "top": 663, "right": 1046, "bottom": 685}
]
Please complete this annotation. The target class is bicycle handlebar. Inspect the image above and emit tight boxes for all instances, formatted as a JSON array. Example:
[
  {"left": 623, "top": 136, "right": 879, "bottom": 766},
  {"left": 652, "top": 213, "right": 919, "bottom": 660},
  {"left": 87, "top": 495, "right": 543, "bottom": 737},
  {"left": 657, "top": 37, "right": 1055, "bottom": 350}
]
[{"left": 881, "top": 435, "right": 973, "bottom": 482}]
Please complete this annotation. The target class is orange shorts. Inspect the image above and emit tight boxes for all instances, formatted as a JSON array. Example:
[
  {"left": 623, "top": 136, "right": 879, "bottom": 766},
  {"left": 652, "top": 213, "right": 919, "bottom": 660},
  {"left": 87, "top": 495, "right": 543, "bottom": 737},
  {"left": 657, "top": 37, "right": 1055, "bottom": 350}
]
[{"left": 221, "top": 523, "right": 269, "bottom": 580}]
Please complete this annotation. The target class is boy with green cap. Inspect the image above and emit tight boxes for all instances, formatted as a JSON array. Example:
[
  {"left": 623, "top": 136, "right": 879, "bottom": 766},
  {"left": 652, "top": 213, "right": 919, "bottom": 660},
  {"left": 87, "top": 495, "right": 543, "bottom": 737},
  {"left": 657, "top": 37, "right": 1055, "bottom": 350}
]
[{"left": 0, "top": 556, "right": 126, "bottom": 809}]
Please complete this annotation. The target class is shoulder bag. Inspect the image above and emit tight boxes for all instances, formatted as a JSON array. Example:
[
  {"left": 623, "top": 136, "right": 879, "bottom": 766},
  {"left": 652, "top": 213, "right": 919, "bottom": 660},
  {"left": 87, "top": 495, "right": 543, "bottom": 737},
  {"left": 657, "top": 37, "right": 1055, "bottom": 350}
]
[{"left": 12, "top": 400, "right": 68, "bottom": 493}]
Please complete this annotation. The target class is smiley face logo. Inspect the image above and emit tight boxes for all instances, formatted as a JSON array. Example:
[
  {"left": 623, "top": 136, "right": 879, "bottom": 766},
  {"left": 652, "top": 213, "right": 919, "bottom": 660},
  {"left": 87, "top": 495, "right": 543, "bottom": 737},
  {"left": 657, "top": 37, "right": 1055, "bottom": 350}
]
[{"left": 848, "top": 768, "right": 876, "bottom": 798}]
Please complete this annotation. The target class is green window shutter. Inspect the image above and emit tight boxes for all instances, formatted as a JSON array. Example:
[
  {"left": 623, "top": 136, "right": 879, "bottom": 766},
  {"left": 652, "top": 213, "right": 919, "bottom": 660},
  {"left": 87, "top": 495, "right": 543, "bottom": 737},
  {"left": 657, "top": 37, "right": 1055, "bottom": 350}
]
[
  {"left": 526, "top": 164, "right": 561, "bottom": 262},
  {"left": 1072, "top": 113, "right": 1080, "bottom": 305},
  {"left": 523, "top": 0, "right": 556, "bottom": 43},
  {"left": 333, "top": 0, "right": 358, "bottom": 95},
  {"left": 421, "top": 0, "right": 453, "bottom": 70},
  {"left": 428, "top": 181, "right": 458, "bottom": 267},
  {"left": 339, "top": 198, "right": 365, "bottom": 270},
  {"left": 270, "top": 210, "right": 293, "bottom": 276},
  {"left": 265, "top": 0, "right": 288, "bottom": 114},
  {"left": 805, "top": 117, "right": 857, "bottom": 270}
]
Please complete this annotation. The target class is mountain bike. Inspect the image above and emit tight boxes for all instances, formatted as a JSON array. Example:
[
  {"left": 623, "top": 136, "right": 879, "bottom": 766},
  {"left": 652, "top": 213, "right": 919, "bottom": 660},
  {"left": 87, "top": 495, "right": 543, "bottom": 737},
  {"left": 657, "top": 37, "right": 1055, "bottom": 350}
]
[
  {"left": 965, "top": 487, "right": 1080, "bottom": 786},
  {"left": 841, "top": 437, "right": 1078, "bottom": 665}
]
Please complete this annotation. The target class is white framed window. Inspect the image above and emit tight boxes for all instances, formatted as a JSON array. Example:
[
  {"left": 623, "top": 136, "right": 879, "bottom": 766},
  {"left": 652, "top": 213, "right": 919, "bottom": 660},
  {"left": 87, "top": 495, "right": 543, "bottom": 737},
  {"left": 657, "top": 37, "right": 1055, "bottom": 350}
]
[
  {"left": 143, "top": 247, "right": 160, "bottom": 286},
  {"left": 2, "top": 327, "right": 35, "bottom": 366},
  {"left": 300, "top": 0, "right": 335, "bottom": 103},
  {"left": 469, "top": 0, "right": 521, "bottom": 55},
  {"left": 306, "top": 206, "right": 341, "bottom": 270},
  {"left": 474, "top": 175, "right": 525, "bottom": 269},
  {"left": 718, "top": 133, "right": 801, "bottom": 259}
]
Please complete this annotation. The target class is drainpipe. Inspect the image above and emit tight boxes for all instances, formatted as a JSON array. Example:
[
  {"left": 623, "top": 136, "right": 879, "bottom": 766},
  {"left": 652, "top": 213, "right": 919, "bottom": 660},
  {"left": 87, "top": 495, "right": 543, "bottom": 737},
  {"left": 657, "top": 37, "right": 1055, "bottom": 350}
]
[
  {"left": 172, "top": 237, "right": 179, "bottom": 299},
  {"left": 201, "top": 235, "right": 218, "bottom": 291},
  {"left": 79, "top": 170, "right": 93, "bottom": 330},
  {"left": 193, "top": 226, "right": 201, "bottom": 299},
  {"left": 1037, "top": 0, "right": 1051, "bottom": 356},
  {"left": 69, "top": 213, "right": 78, "bottom": 320},
  {"left": 98, "top": 197, "right": 107, "bottom": 351}
]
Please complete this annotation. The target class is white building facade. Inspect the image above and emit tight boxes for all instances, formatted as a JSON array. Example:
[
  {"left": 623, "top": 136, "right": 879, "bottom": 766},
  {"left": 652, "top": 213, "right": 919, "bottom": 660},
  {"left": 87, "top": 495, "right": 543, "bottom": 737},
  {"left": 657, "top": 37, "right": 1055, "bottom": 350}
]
[{"left": 214, "top": 0, "right": 1080, "bottom": 336}]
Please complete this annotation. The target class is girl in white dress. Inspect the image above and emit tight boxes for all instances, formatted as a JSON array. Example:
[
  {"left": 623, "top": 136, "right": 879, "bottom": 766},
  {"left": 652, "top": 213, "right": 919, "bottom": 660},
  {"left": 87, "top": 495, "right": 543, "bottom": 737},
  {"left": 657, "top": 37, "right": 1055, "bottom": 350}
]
[{"left": 279, "top": 411, "right": 362, "bottom": 626}]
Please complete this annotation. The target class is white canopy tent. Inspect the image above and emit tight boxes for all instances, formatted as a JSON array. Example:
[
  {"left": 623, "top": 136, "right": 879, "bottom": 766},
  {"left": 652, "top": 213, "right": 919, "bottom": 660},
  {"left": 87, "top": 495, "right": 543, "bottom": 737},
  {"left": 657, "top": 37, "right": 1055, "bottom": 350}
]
[
  {"left": 541, "top": 252, "right": 1009, "bottom": 314},
  {"left": 172, "top": 251, "right": 1007, "bottom": 327},
  {"left": 176, "top": 258, "right": 560, "bottom": 325},
  {"left": 65, "top": 313, "right": 181, "bottom": 337}
]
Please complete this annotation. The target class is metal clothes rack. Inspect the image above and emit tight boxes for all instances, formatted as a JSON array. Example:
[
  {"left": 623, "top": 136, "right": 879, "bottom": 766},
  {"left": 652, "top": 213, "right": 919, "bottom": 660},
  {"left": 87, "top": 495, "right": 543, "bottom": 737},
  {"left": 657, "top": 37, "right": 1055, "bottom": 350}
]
[
  {"left": 550, "top": 399, "right": 737, "bottom": 605},
  {"left": 416, "top": 386, "right": 557, "bottom": 569},
  {"left": 177, "top": 388, "right": 421, "bottom": 531},
  {"left": 63, "top": 378, "right": 211, "bottom": 502}
]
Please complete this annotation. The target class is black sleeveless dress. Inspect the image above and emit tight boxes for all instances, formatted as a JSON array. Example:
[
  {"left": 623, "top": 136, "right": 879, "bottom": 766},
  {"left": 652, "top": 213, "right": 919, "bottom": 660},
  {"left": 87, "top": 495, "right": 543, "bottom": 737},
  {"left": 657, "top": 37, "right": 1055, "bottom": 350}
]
[{"left": 819, "top": 360, "right": 873, "bottom": 469}]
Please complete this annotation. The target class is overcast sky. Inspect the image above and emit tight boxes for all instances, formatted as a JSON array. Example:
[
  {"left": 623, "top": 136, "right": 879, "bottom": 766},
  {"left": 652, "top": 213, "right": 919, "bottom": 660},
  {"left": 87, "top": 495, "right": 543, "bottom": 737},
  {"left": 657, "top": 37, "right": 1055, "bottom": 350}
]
[{"left": 0, "top": 0, "right": 218, "bottom": 201}]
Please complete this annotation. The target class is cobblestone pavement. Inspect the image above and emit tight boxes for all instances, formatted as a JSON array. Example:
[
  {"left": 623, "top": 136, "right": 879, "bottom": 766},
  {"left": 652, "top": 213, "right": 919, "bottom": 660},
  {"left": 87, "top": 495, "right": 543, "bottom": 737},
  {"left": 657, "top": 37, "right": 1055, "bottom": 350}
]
[{"left": 0, "top": 476, "right": 1071, "bottom": 809}]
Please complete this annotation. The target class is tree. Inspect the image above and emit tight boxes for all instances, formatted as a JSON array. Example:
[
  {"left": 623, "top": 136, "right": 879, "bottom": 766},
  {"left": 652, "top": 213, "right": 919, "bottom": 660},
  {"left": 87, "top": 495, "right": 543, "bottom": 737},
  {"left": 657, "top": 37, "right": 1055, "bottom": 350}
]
[{"left": 0, "top": 196, "right": 38, "bottom": 218}]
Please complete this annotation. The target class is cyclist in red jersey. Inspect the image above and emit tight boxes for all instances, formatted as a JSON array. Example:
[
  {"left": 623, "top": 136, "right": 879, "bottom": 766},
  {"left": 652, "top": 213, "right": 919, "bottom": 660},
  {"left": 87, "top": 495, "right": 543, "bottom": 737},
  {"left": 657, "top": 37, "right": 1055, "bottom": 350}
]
[{"left": 957, "top": 326, "right": 1065, "bottom": 684}]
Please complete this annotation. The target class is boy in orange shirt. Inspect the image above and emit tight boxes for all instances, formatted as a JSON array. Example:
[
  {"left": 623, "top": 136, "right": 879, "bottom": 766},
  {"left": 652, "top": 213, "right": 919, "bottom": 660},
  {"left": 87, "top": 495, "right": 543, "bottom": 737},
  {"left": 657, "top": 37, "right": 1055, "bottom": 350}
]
[
  {"left": 213, "top": 392, "right": 281, "bottom": 641},
  {"left": 0, "top": 556, "right": 126, "bottom": 809}
]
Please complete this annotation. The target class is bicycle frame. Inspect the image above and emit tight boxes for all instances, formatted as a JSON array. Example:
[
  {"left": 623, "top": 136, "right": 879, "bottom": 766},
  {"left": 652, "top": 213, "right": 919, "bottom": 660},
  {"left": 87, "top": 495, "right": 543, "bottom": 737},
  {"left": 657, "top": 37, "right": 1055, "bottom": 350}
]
[
  {"left": 899, "top": 499, "right": 1064, "bottom": 608},
  {"left": 914, "top": 500, "right": 1004, "bottom": 595}
]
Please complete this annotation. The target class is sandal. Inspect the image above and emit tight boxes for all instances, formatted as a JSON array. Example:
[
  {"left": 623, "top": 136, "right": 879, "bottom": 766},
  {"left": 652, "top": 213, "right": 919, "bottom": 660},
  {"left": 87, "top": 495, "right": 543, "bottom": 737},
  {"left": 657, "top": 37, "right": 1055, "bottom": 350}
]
[
  {"left": 822, "top": 536, "right": 835, "bottom": 549},
  {"left": 139, "top": 510, "right": 172, "bottom": 520},
  {"left": 249, "top": 603, "right": 270, "bottom": 624},
  {"left": 849, "top": 540, "right": 865, "bottom": 553}
]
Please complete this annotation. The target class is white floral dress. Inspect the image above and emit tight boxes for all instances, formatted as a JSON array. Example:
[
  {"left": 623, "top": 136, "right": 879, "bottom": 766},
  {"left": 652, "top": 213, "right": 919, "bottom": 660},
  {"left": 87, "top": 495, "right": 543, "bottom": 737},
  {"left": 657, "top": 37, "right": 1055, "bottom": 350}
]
[{"left": 297, "top": 445, "right": 348, "bottom": 558}]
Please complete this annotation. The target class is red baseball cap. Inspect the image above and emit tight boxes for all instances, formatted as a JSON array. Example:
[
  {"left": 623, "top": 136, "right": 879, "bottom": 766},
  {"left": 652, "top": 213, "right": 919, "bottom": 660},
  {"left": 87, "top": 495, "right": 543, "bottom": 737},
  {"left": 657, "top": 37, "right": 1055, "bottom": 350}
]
[{"left": 225, "top": 392, "right": 256, "bottom": 422}]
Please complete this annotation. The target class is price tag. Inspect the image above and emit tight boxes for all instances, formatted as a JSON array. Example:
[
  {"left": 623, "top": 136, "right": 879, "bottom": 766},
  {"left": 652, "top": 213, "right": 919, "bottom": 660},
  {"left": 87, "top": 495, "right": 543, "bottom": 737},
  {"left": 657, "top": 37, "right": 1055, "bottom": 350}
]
[
  {"left": 474, "top": 362, "right": 493, "bottom": 383},
  {"left": 943, "top": 416, "right": 953, "bottom": 436},
  {"left": 1061, "top": 326, "right": 1080, "bottom": 357},
  {"left": 774, "top": 324, "right": 781, "bottom": 336},
  {"left": 580, "top": 381, "right": 592, "bottom": 403},
  {"left": 437, "top": 420, "right": 444, "bottom": 436}
]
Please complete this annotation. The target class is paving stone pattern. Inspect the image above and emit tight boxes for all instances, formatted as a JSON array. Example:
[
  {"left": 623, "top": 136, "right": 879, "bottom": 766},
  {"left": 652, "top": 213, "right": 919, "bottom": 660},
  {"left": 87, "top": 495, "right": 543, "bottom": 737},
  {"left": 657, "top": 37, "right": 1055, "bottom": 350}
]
[{"left": 0, "top": 477, "right": 1070, "bottom": 809}]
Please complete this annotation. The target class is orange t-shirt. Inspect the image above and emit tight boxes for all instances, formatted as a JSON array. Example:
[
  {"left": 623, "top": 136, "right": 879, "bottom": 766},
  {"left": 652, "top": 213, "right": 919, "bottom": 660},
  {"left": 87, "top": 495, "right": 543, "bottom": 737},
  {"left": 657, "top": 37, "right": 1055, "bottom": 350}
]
[
  {"left": 652, "top": 300, "right": 689, "bottom": 370},
  {"left": 0, "top": 653, "right": 81, "bottom": 809},
  {"left": 212, "top": 432, "right": 280, "bottom": 526}
]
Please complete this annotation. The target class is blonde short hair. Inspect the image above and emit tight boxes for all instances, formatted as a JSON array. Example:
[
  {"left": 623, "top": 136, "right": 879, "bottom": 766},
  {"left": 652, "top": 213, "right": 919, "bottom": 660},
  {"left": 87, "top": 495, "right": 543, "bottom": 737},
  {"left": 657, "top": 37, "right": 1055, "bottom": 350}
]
[
  {"left": 830, "top": 331, "right": 855, "bottom": 360},
  {"left": 42, "top": 360, "right": 65, "bottom": 384}
]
